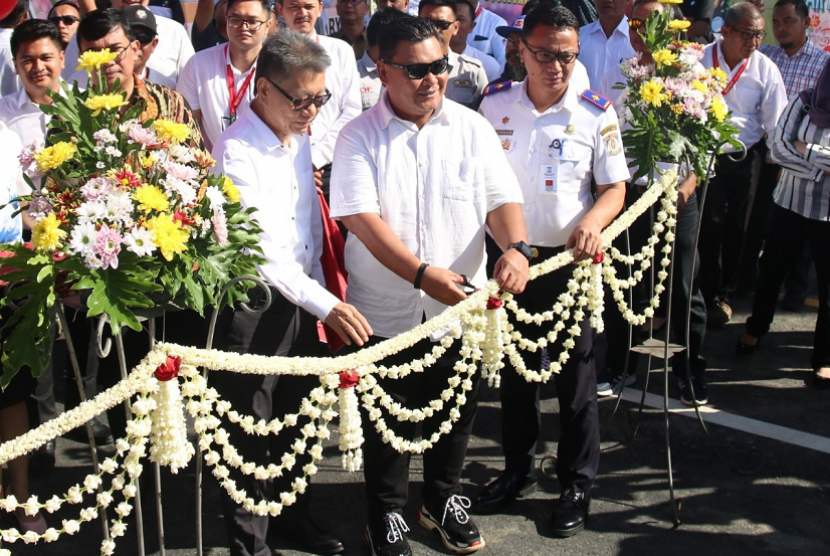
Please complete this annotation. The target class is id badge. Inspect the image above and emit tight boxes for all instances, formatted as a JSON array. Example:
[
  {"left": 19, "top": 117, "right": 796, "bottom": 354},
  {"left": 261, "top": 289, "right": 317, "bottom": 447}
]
[
  {"left": 539, "top": 164, "right": 558, "bottom": 194},
  {"left": 221, "top": 113, "right": 237, "bottom": 131}
]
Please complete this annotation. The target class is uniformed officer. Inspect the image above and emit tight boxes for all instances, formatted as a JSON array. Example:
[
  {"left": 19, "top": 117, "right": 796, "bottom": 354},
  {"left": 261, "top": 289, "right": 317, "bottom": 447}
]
[
  {"left": 418, "top": 0, "right": 488, "bottom": 109},
  {"left": 474, "top": 4, "right": 628, "bottom": 538}
]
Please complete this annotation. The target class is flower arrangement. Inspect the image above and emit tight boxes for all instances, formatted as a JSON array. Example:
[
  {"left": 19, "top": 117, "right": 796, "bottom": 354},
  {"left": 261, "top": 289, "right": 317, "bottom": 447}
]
[
  {"left": 0, "top": 49, "right": 264, "bottom": 387},
  {"left": 616, "top": 3, "right": 741, "bottom": 183}
]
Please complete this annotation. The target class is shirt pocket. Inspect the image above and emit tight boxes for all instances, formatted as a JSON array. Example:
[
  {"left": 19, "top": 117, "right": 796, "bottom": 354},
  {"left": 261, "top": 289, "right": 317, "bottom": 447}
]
[
  {"left": 556, "top": 144, "right": 592, "bottom": 193},
  {"left": 442, "top": 158, "right": 480, "bottom": 202}
]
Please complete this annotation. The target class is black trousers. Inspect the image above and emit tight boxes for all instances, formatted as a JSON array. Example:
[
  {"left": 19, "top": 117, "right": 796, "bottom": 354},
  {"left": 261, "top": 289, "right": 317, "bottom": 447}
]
[
  {"left": 212, "top": 288, "right": 326, "bottom": 556},
  {"left": 499, "top": 246, "right": 599, "bottom": 494},
  {"left": 746, "top": 204, "right": 830, "bottom": 369},
  {"left": 351, "top": 335, "right": 479, "bottom": 520},
  {"left": 699, "top": 150, "right": 756, "bottom": 304},
  {"left": 604, "top": 186, "right": 708, "bottom": 379},
  {"left": 741, "top": 143, "right": 779, "bottom": 288}
]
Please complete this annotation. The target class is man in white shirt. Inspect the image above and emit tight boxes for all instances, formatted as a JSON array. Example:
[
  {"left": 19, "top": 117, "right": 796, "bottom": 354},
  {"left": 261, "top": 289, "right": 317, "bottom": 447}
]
[
  {"left": 475, "top": 4, "right": 627, "bottom": 537},
  {"left": 48, "top": 1, "right": 80, "bottom": 49},
  {"left": 419, "top": 0, "right": 488, "bottom": 108},
  {"left": 577, "top": 0, "right": 634, "bottom": 89},
  {"left": 212, "top": 30, "right": 370, "bottom": 556},
  {"left": 698, "top": 2, "right": 787, "bottom": 325},
  {"left": 450, "top": 0, "right": 500, "bottom": 81},
  {"left": 178, "top": 0, "right": 270, "bottom": 150},
  {"left": 466, "top": 1, "right": 506, "bottom": 68},
  {"left": 0, "top": 0, "right": 29, "bottom": 97},
  {"left": 331, "top": 14, "right": 529, "bottom": 556}
]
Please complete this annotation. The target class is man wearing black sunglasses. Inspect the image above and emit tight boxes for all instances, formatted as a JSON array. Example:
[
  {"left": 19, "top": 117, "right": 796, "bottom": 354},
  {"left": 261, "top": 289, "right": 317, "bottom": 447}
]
[
  {"left": 332, "top": 14, "right": 529, "bottom": 556},
  {"left": 47, "top": 0, "right": 80, "bottom": 50},
  {"left": 477, "top": 4, "right": 627, "bottom": 538},
  {"left": 418, "top": 0, "right": 487, "bottom": 109}
]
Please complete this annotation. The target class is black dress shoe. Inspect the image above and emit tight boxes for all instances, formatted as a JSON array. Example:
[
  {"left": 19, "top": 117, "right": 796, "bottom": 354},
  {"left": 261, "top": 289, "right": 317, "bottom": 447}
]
[
  {"left": 29, "top": 440, "right": 56, "bottom": 476},
  {"left": 735, "top": 336, "right": 760, "bottom": 356},
  {"left": 474, "top": 470, "right": 537, "bottom": 514},
  {"left": 552, "top": 490, "right": 589, "bottom": 538},
  {"left": 271, "top": 515, "right": 345, "bottom": 555},
  {"left": 63, "top": 417, "right": 113, "bottom": 445}
]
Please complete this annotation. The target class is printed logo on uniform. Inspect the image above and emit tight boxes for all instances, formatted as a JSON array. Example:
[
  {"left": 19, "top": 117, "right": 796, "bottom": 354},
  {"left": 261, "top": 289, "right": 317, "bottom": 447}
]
[
  {"left": 496, "top": 129, "right": 513, "bottom": 136},
  {"left": 501, "top": 138, "right": 512, "bottom": 151},
  {"left": 604, "top": 133, "right": 622, "bottom": 157},
  {"left": 600, "top": 124, "right": 618, "bottom": 136},
  {"left": 502, "top": 116, "right": 510, "bottom": 124}
]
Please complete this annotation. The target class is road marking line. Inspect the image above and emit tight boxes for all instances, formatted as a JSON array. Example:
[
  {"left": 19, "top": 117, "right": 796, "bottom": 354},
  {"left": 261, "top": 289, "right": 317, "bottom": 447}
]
[{"left": 619, "top": 388, "right": 830, "bottom": 455}]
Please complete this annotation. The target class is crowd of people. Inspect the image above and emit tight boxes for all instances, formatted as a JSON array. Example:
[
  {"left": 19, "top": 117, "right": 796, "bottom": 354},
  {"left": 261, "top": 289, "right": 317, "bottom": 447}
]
[{"left": 0, "top": 0, "right": 827, "bottom": 554}]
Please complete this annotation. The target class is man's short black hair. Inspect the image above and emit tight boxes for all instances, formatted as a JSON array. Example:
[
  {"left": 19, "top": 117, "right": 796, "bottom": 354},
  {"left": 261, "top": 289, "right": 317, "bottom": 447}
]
[
  {"left": 368, "top": 8, "right": 406, "bottom": 48},
  {"left": 523, "top": 4, "right": 580, "bottom": 38},
  {"left": 418, "top": 0, "right": 457, "bottom": 16},
  {"left": 11, "top": 19, "right": 63, "bottom": 57},
  {"left": 227, "top": 0, "right": 272, "bottom": 14},
  {"left": 455, "top": 0, "right": 475, "bottom": 18},
  {"left": 772, "top": 0, "right": 809, "bottom": 18},
  {"left": 77, "top": 8, "right": 136, "bottom": 48},
  {"left": 47, "top": 0, "right": 81, "bottom": 19},
  {"left": 630, "top": 0, "right": 684, "bottom": 21},
  {"left": 0, "top": 0, "right": 30, "bottom": 28},
  {"left": 378, "top": 12, "right": 443, "bottom": 61}
]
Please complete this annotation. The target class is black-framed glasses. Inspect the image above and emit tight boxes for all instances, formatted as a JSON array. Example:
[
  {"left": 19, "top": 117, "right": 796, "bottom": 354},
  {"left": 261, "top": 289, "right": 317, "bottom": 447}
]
[
  {"left": 381, "top": 56, "right": 449, "bottom": 79},
  {"left": 731, "top": 27, "right": 766, "bottom": 41},
  {"left": 426, "top": 18, "right": 454, "bottom": 31},
  {"left": 522, "top": 40, "right": 578, "bottom": 65},
  {"left": 48, "top": 15, "right": 79, "bottom": 26},
  {"left": 80, "top": 43, "right": 131, "bottom": 62},
  {"left": 227, "top": 15, "right": 269, "bottom": 30},
  {"left": 628, "top": 18, "right": 644, "bottom": 30},
  {"left": 134, "top": 30, "right": 157, "bottom": 45},
  {"left": 266, "top": 77, "right": 331, "bottom": 110}
]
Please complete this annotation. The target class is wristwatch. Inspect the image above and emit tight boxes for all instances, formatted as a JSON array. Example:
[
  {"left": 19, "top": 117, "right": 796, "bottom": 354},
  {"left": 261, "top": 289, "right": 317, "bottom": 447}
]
[{"left": 507, "top": 241, "right": 534, "bottom": 261}]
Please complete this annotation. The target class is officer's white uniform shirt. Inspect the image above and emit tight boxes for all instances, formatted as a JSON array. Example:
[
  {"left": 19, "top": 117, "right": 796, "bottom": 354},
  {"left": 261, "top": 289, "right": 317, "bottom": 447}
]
[
  {"left": 467, "top": 4, "right": 507, "bottom": 68},
  {"left": 701, "top": 39, "right": 787, "bottom": 151},
  {"left": 480, "top": 80, "right": 629, "bottom": 247},
  {"left": 310, "top": 33, "right": 361, "bottom": 169},
  {"left": 446, "top": 50, "right": 488, "bottom": 108},
  {"left": 0, "top": 28, "right": 20, "bottom": 97},
  {"left": 330, "top": 92, "right": 523, "bottom": 338},
  {"left": 460, "top": 44, "right": 500, "bottom": 82},
  {"left": 357, "top": 51, "right": 382, "bottom": 111},
  {"left": 570, "top": 59, "right": 590, "bottom": 93},
  {"left": 213, "top": 107, "right": 339, "bottom": 321},
  {"left": 177, "top": 43, "right": 256, "bottom": 150},
  {"left": 578, "top": 17, "right": 635, "bottom": 90}
]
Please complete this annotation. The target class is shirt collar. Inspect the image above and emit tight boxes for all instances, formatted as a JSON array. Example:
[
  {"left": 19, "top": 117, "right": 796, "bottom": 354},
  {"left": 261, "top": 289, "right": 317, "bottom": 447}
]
[
  {"left": 518, "top": 79, "right": 578, "bottom": 115},
  {"left": 587, "top": 16, "right": 629, "bottom": 38},
  {"left": 448, "top": 50, "right": 460, "bottom": 70},
  {"left": 244, "top": 106, "right": 294, "bottom": 153},
  {"left": 20, "top": 80, "right": 68, "bottom": 109},
  {"left": 360, "top": 50, "right": 377, "bottom": 73},
  {"left": 377, "top": 89, "right": 449, "bottom": 130}
]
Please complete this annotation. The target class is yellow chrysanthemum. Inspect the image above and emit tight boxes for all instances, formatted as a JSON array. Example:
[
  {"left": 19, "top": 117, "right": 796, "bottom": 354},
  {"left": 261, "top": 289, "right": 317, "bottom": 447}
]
[
  {"left": 84, "top": 94, "right": 128, "bottom": 117},
  {"left": 670, "top": 103, "right": 684, "bottom": 115},
  {"left": 76, "top": 49, "right": 119, "bottom": 73},
  {"left": 132, "top": 185, "right": 170, "bottom": 213},
  {"left": 668, "top": 19, "right": 691, "bottom": 31},
  {"left": 33, "top": 141, "right": 77, "bottom": 172},
  {"left": 222, "top": 177, "right": 241, "bottom": 204},
  {"left": 661, "top": 0, "right": 683, "bottom": 4},
  {"left": 710, "top": 67, "right": 728, "bottom": 86},
  {"left": 639, "top": 80, "right": 669, "bottom": 107},
  {"left": 153, "top": 120, "right": 190, "bottom": 144},
  {"left": 32, "top": 213, "right": 67, "bottom": 253},
  {"left": 139, "top": 152, "right": 158, "bottom": 169},
  {"left": 710, "top": 97, "right": 728, "bottom": 122},
  {"left": 691, "top": 80, "right": 708, "bottom": 94},
  {"left": 652, "top": 49, "right": 679, "bottom": 68},
  {"left": 145, "top": 213, "right": 189, "bottom": 262}
]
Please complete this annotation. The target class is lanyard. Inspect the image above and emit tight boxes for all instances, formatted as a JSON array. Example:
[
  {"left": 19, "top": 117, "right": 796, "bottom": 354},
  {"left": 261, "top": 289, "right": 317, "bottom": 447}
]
[
  {"left": 712, "top": 42, "right": 749, "bottom": 96},
  {"left": 475, "top": 3, "right": 482, "bottom": 18},
  {"left": 225, "top": 46, "right": 256, "bottom": 119}
]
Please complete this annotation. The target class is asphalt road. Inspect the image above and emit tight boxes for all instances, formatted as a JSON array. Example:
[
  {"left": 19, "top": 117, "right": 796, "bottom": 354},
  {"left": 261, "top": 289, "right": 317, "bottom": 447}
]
[{"left": 7, "top": 288, "right": 830, "bottom": 556}]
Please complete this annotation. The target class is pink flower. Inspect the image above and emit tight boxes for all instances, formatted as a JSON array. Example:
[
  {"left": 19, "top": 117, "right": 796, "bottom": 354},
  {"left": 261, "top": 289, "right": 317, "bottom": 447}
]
[
  {"left": 127, "top": 125, "right": 159, "bottom": 149},
  {"left": 80, "top": 177, "right": 113, "bottom": 200},
  {"left": 93, "top": 225, "right": 122, "bottom": 270},
  {"left": 164, "top": 159, "right": 199, "bottom": 182},
  {"left": 211, "top": 209, "right": 228, "bottom": 247}
]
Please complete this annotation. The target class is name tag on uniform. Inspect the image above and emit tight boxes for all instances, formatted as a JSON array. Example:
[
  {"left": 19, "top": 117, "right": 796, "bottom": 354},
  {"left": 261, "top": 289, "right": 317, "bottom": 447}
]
[
  {"left": 453, "top": 79, "right": 472, "bottom": 88},
  {"left": 540, "top": 164, "right": 558, "bottom": 194}
]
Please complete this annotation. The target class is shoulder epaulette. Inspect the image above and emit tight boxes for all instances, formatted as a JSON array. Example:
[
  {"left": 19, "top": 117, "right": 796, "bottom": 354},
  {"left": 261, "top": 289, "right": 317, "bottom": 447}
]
[
  {"left": 483, "top": 80, "right": 513, "bottom": 96},
  {"left": 581, "top": 89, "right": 612, "bottom": 111}
]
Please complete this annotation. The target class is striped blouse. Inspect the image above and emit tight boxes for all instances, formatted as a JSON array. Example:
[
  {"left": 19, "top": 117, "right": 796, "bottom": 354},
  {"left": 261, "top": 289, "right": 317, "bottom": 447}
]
[{"left": 770, "top": 94, "right": 830, "bottom": 221}]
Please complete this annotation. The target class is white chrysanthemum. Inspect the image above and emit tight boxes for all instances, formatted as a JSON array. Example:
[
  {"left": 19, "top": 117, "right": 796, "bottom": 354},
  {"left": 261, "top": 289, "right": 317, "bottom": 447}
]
[
  {"left": 76, "top": 200, "right": 108, "bottom": 223},
  {"left": 124, "top": 227, "right": 157, "bottom": 257},
  {"left": 105, "top": 188, "right": 134, "bottom": 223},
  {"left": 68, "top": 221, "right": 98, "bottom": 256}
]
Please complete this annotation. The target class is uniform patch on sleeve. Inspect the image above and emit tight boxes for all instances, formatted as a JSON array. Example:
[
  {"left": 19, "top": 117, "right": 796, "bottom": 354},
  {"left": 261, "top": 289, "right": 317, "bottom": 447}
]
[
  {"left": 581, "top": 89, "right": 612, "bottom": 111},
  {"left": 604, "top": 132, "right": 622, "bottom": 156},
  {"left": 483, "top": 80, "right": 513, "bottom": 96}
]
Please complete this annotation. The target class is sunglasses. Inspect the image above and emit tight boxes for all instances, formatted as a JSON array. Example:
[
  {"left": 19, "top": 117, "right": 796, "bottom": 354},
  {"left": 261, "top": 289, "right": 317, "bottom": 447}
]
[
  {"left": 428, "top": 19, "right": 454, "bottom": 31},
  {"left": 381, "top": 56, "right": 449, "bottom": 79},
  {"left": 266, "top": 76, "right": 332, "bottom": 110},
  {"left": 134, "top": 30, "right": 157, "bottom": 45},
  {"left": 48, "top": 15, "right": 79, "bottom": 25}
]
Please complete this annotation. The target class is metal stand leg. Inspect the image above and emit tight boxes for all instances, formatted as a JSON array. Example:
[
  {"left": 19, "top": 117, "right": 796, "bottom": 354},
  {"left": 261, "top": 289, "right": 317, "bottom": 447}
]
[{"left": 147, "top": 318, "right": 166, "bottom": 556}]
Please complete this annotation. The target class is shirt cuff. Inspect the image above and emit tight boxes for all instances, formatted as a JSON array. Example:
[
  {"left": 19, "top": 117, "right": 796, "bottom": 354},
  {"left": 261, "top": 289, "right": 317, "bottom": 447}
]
[{"left": 306, "top": 289, "right": 341, "bottom": 323}]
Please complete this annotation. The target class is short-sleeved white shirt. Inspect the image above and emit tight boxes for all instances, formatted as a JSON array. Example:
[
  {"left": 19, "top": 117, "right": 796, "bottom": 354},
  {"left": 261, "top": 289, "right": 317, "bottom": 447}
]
[
  {"left": 480, "top": 80, "right": 630, "bottom": 247},
  {"left": 578, "top": 18, "right": 635, "bottom": 90},
  {"left": 151, "top": 16, "right": 195, "bottom": 84},
  {"left": 0, "top": 122, "right": 23, "bottom": 244},
  {"left": 177, "top": 43, "right": 256, "bottom": 150},
  {"left": 0, "top": 86, "right": 68, "bottom": 179},
  {"left": 330, "top": 92, "right": 523, "bottom": 338},
  {"left": 466, "top": 4, "right": 507, "bottom": 69}
]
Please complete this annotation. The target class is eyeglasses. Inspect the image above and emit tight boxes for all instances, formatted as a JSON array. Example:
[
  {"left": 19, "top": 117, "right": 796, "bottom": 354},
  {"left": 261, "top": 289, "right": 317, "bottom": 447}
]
[
  {"left": 426, "top": 18, "right": 454, "bottom": 31},
  {"left": 266, "top": 77, "right": 332, "bottom": 110},
  {"left": 81, "top": 43, "right": 131, "bottom": 62},
  {"left": 522, "top": 40, "right": 578, "bottom": 65},
  {"left": 227, "top": 15, "right": 269, "bottom": 30},
  {"left": 506, "top": 37, "right": 521, "bottom": 47},
  {"left": 381, "top": 56, "right": 449, "bottom": 79},
  {"left": 731, "top": 27, "right": 766, "bottom": 41},
  {"left": 48, "top": 15, "right": 79, "bottom": 26},
  {"left": 628, "top": 18, "right": 644, "bottom": 30},
  {"left": 134, "top": 30, "right": 157, "bottom": 46}
]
